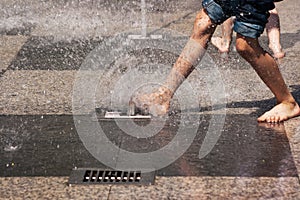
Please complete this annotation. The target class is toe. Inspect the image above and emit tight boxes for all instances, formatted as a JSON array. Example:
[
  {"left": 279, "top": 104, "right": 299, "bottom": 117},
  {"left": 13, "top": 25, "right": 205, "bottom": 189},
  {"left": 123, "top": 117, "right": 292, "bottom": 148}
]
[
  {"left": 264, "top": 115, "right": 271, "bottom": 123},
  {"left": 257, "top": 114, "right": 268, "bottom": 122},
  {"left": 269, "top": 116, "right": 275, "bottom": 123},
  {"left": 274, "top": 116, "right": 280, "bottom": 123}
]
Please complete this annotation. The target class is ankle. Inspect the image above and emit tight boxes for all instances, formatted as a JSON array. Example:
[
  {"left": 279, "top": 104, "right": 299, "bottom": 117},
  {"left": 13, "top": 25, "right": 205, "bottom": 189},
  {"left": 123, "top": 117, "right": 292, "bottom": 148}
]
[
  {"left": 269, "top": 43, "right": 283, "bottom": 53},
  {"left": 158, "top": 86, "right": 173, "bottom": 97},
  {"left": 279, "top": 99, "right": 298, "bottom": 107}
]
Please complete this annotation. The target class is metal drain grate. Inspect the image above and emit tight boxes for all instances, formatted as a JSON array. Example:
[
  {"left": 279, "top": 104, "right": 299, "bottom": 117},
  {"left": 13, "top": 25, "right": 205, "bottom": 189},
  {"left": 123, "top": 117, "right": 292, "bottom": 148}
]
[{"left": 69, "top": 168, "right": 155, "bottom": 185}]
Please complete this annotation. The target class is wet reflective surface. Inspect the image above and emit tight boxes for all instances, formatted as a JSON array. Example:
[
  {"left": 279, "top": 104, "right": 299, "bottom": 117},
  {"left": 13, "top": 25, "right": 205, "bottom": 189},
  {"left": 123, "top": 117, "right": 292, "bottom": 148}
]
[{"left": 0, "top": 114, "right": 297, "bottom": 177}]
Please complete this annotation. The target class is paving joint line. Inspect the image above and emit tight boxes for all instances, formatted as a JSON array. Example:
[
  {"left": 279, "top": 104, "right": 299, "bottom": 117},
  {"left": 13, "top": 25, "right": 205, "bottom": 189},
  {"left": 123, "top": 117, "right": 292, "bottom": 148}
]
[{"left": 107, "top": 185, "right": 113, "bottom": 200}]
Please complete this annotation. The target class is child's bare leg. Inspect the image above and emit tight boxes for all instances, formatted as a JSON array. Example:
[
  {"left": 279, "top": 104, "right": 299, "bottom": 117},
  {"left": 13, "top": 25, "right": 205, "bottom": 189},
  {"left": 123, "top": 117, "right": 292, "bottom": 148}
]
[
  {"left": 235, "top": 34, "right": 300, "bottom": 123},
  {"left": 211, "top": 17, "right": 234, "bottom": 53},
  {"left": 266, "top": 8, "right": 285, "bottom": 59},
  {"left": 130, "top": 9, "right": 217, "bottom": 116}
]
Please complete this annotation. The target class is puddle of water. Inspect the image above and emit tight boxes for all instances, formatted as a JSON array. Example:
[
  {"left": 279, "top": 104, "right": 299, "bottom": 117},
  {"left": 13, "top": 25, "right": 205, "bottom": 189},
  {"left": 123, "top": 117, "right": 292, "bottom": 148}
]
[{"left": 0, "top": 114, "right": 297, "bottom": 177}]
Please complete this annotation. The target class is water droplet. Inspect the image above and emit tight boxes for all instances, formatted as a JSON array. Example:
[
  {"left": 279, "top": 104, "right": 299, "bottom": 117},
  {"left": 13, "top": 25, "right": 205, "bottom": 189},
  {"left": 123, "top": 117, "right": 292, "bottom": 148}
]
[{"left": 4, "top": 144, "right": 21, "bottom": 152}]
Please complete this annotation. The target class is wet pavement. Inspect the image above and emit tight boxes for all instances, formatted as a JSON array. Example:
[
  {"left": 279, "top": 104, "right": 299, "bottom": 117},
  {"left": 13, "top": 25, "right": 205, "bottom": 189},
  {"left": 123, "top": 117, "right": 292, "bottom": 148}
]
[
  {"left": 1, "top": 0, "right": 300, "bottom": 199},
  {"left": 0, "top": 114, "right": 297, "bottom": 177}
]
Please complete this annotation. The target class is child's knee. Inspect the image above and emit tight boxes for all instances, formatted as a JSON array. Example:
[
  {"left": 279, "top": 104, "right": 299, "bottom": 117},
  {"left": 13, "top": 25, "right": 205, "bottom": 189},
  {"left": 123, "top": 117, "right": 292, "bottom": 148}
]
[
  {"left": 235, "top": 36, "right": 264, "bottom": 61},
  {"left": 192, "top": 10, "right": 215, "bottom": 39},
  {"left": 235, "top": 37, "right": 251, "bottom": 55}
]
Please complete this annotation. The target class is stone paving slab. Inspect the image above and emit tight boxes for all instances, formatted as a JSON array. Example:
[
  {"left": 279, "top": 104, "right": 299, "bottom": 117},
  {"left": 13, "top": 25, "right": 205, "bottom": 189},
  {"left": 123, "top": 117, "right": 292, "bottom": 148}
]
[
  {"left": 1, "top": 114, "right": 297, "bottom": 178},
  {"left": 285, "top": 118, "right": 300, "bottom": 179},
  {"left": 0, "top": 69, "right": 274, "bottom": 115},
  {"left": 0, "top": 70, "right": 75, "bottom": 115},
  {"left": 275, "top": 1, "right": 300, "bottom": 34},
  {"left": 8, "top": 36, "right": 104, "bottom": 70},
  {"left": 110, "top": 177, "right": 300, "bottom": 200},
  {"left": 0, "top": 176, "right": 299, "bottom": 200},
  {"left": 0, "top": 36, "right": 27, "bottom": 72},
  {"left": 0, "top": 177, "right": 110, "bottom": 200}
]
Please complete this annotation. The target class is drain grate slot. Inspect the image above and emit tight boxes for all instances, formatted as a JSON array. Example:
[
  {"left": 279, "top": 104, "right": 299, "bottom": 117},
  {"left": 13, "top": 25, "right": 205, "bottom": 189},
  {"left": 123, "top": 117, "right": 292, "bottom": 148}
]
[{"left": 69, "top": 168, "right": 155, "bottom": 185}]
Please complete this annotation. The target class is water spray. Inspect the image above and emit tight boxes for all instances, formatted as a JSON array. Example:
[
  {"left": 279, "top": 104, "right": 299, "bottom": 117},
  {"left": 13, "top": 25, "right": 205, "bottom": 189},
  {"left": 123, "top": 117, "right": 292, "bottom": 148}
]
[{"left": 128, "top": 0, "right": 162, "bottom": 40}]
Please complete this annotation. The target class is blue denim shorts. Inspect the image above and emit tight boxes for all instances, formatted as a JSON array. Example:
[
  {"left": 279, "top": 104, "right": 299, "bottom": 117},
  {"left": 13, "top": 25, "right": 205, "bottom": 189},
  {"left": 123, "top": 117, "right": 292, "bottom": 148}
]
[{"left": 202, "top": 0, "right": 275, "bottom": 38}]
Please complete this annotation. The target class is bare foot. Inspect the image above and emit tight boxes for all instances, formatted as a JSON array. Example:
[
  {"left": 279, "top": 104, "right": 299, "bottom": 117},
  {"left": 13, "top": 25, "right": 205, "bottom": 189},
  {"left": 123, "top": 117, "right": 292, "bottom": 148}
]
[
  {"left": 257, "top": 102, "right": 300, "bottom": 123},
  {"left": 269, "top": 44, "right": 285, "bottom": 59},
  {"left": 273, "top": 51, "right": 285, "bottom": 59},
  {"left": 130, "top": 87, "right": 172, "bottom": 116},
  {"left": 211, "top": 37, "right": 230, "bottom": 53}
]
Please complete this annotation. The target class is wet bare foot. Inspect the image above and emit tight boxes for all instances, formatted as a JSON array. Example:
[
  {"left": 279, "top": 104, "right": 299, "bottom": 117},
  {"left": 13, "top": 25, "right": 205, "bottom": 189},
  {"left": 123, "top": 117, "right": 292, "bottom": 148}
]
[
  {"left": 273, "top": 51, "right": 285, "bottom": 59},
  {"left": 269, "top": 44, "right": 285, "bottom": 59},
  {"left": 257, "top": 102, "right": 300, "bottom": 123},
  {"left": 211, "top": 36, "right": 230, "bottom": 53},
  {"left": 130, "top": 87, "right": 172, "bottom": 116}
]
